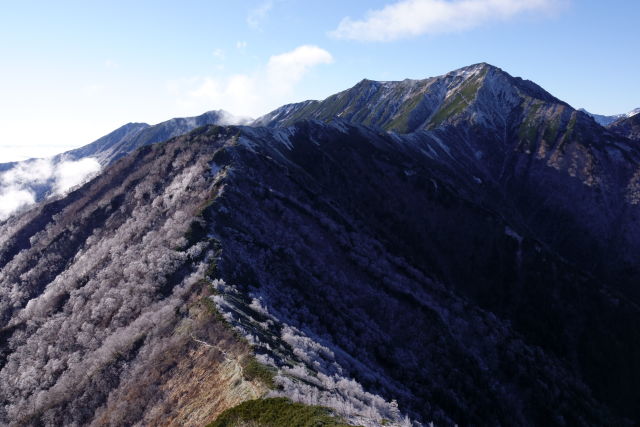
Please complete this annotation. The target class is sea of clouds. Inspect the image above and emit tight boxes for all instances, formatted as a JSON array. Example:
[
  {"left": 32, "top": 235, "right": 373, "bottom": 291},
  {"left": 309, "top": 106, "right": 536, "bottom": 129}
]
[{"left": 0, "top": 157, "right": 101, "bottom": 220}]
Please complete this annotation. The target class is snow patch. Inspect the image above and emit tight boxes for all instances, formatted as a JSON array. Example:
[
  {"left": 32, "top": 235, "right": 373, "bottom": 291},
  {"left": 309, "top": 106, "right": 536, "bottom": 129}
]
[{"left": 626, "top": 108, "right": 640, "bottom": 118}]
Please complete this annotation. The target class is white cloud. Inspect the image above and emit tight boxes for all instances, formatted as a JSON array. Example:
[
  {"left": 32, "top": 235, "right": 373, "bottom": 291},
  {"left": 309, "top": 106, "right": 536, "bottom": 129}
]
[
  {"left": 105, "top": 59, "right": 119, "bottom": 69},
  {"left": 2, "top": 158, "right": 55, "bottom": 186},
  {"left": 266, "top": 45, "right": 334, "bottom": 95},
  {"left": 53, "top": 158, "right": 101, "bottom": 195},
  {"left": 236, "top": 40, "right": 248, "bottom": 50},
  {"left": 0, "top": 188, "right": 34, "bottom": 221},
  {"left": 182, "top": 74, "right": 261, "bottom": 118},
  {"left": 0, "top": 157, "right": 101, "bottom": 220},
  {"left": 170, "top": 45, "right": 333, "bottom": 118},
  {"left": 330, "top": 0, "right": 556, "bottom": 41},
  {"left": 247, "top": 1, "right": 274, "bottom": 29}
]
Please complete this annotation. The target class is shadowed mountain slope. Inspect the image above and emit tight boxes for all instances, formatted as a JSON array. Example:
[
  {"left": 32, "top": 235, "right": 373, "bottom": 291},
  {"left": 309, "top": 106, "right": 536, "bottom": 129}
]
[
  {"left": 208, "top": 121, "right": 640, "bottom": 424},
  {"left": 2, "top": 120, "right": 638, "bottom": 424},
  {"left": 1, "top": 64, "right": 640, "bottom": 425},
  {"left": 258, "top": 63, "right": 640, "bottom": 303}
]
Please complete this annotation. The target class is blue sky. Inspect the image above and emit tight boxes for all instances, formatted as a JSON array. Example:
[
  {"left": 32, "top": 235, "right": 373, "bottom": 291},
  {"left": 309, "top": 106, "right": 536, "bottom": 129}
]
[{"left": 0, "top": 0, "right": 639, "bottom": 161}]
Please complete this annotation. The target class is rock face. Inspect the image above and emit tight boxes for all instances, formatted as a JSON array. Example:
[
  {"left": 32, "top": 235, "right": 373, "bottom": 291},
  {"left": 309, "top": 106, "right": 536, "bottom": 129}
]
[
  {"left": 1, "top": 64, "right": 640, "bottom": 426},
  {"left": 255, "top": 63, "right": 562, "bottom": 132}
]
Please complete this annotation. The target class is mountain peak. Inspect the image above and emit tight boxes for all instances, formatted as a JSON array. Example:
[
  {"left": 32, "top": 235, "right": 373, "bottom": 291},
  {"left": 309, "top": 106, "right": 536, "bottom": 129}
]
[
  {"left": 254, "top": 62, "right": 568, "bottom": 133},
  {"left": 450, "top": 61, "right": 493, "bottom": 74}
]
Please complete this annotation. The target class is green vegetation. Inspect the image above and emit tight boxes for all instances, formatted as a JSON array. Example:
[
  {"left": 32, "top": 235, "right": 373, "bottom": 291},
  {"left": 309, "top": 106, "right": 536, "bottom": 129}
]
[
  {"left": 317, "top": 95, "right": 350, "bottom": 120},
  {"left": 181, "top": 219, "right": 207, "bottom": 250},
  {"left": 565, "top": 112, "right": 578, "bottom": 138},
  {"left": 387, "top": 92, "right": 425, "bottom": 133},
  {"left": 281, "top": 101, "right": 325, "bottom": 126},
  {"left": 518, "top": 122, "right": 538, "bottom": 147},
  {"left": 199, "top": 295, "right": 227, "bottom": 323},
  {"left": 518, "top": 101, "right": 543, "bottom": 144},
  {"left": 542, "top": 116, "right": 561, "bottom": 143},
  {"left": 208, "top": 398, "right": 354, "bottom": 427},
  {"left": 242, "top": 356, "right": 277, "bottom": 389},
  {"left": 429, "top": 71, "right": 486, "bottom": 126},
  {"left": 205, "top": 241, "right": 222, "bottom": 278}
]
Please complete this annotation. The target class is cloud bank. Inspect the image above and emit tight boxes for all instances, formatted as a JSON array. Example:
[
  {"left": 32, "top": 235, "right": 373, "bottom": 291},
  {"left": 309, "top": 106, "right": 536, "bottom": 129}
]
[
  {"left": 171, "top": 45, "right": 333, "bottom": 118},
  {"left": 0, "top": 157, "right": 101, "bottom": 220},
  {"left": 53, "top": 158, "right": 102, "bottom": 194},
  {"left": 330, "top": 0, "right": 555, "bottom": 41}
]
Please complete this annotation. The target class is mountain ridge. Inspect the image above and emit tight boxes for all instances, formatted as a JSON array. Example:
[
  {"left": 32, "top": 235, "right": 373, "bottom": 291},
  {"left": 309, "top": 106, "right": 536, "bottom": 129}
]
[
  {"left": 253, "top": 63, "right": 571, "bottom": 133},
  {"left": 1, "top": 63, "right": 640, "bottom": 425},
  {"left": 0, "top": 110, "right": 248, "bottom": 219},
  {"left": 2, "top": 119, "right": 638, "bottom": 424}
]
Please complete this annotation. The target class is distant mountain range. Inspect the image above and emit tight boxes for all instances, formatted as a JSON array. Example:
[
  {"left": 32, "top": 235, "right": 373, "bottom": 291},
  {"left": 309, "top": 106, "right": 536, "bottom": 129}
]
[
  {"left": 579, "top": 107, "right": 640, "bottom": 127},
  {"left": 0, "top": 110, "right": 249, "bottom": 218},
  {"left": 0, "top": 110, "right": 247, "bottom": 172},
  {"left": 62, "top": 110, "right": 250, "bottom": 166},
  {"left": 1, "top": 63, "right": 639, "bottom": 425}
]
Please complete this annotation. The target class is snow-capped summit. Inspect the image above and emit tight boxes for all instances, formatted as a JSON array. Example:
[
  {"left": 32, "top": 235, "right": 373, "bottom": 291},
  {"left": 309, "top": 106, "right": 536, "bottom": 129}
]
[{"left": 625, "top": 107, "right": 640, "bottom": 118}]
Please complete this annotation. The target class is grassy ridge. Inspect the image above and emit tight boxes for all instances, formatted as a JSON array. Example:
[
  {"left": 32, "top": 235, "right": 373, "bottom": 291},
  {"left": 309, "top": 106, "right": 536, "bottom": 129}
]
[{"left": 208, "top": 398, "right": 354, "bottom": 427}]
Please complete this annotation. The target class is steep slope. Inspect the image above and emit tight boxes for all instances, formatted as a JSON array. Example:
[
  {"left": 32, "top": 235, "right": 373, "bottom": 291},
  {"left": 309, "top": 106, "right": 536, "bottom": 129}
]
[
  {"left": 206, "top": 122, "right": 639, "bottom": 425},
  {"left": 0, "top": 130, "right": 270, "bottom": 425},
  {"left": 3, "top": 121, "right": 638, "bottom": 425},
  {"left": 2, "top": 64, "right": 640, "bottom": 426},
  {"left": 61, "top": 110, "right": 247, "bottom": 165},
  {"left": 257, "top": 64, "right": 640, "bottom": 302},
  {"left": 254, "top": 63, "right": 565, "bottom": 133},
  {"left": 0, "top": 127, "right": 407, "bottom": 427}
]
